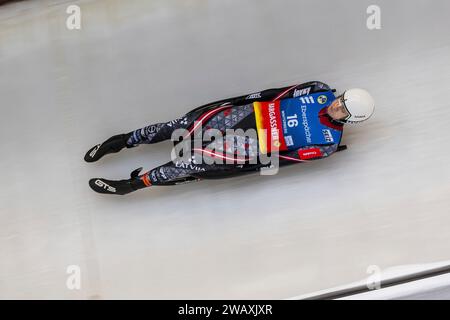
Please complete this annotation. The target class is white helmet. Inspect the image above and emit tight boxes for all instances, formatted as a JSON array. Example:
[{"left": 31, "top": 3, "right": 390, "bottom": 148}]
[{"left": 339, "top": 88, "right": 375, "bottom": 123}]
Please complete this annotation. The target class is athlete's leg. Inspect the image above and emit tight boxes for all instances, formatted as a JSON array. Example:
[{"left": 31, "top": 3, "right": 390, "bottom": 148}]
[
  {"left": 89, "top": 157, "right": 206, "bottom": 194},
  {"left": 143, "top": 104, "right": 263, "bottom": 187},
  {"left": 88, "top": 152, "right": 269, "bottom": 195},
  {"left": 199, "top": 103, "right": 259, "bottom": 160},
  {"left": 126, "top": 117, "right": 188, "bottom": 147},
  {"left": 84, "top": 112, "right": 197, "bottom": 163},
  {"left": 87, "top": 103, "right": 263, "bottom": 194}
]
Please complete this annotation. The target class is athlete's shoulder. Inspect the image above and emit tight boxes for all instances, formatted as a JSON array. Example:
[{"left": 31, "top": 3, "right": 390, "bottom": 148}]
[{"left": 302, "top": 81, "right": 332, "bottom": 92}]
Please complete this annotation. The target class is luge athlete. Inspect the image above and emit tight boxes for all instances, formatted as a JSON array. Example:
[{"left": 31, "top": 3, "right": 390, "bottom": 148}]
[{"left": 84, "top": 81, "right": 375, "bottom": 195}]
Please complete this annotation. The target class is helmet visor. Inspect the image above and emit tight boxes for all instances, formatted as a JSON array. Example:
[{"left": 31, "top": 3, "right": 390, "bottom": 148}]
[{"left": 334, "top": 93, "right": 351, "bottom": 123}]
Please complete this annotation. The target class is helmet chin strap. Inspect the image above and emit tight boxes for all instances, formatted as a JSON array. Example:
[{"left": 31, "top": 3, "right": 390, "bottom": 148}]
[{"left": 335, "top": 118, "right": 348, "bottom": 124}]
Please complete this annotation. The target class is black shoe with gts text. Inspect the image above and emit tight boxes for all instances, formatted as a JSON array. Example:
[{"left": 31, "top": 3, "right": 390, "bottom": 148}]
[{"left": 89, "top": 168, "right": 148, "bottom": 195}]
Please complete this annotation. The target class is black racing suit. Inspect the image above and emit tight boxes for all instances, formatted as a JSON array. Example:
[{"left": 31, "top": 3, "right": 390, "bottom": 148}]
[{"left": 125, "top": 81, "right": 345, "bottom": 187}]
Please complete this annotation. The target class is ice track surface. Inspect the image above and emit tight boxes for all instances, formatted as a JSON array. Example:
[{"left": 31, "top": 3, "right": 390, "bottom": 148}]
[{"left": 1, "top": 0, "right": 450, "bottom": 299}]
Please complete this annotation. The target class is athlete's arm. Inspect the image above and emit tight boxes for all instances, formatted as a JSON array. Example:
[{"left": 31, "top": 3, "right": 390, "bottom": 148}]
[
  {"left": 228, "top": 80, "right": 332, "bottom": 105},
  {"left": 188, "top": 81, "right": 332, "bottom": 114}
]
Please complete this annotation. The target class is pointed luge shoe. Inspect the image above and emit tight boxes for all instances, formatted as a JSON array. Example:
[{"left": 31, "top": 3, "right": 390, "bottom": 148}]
[
  {"left": 89, "top": 168, "right": 148, "bottom": 195},
  {"left": 84, "top": 134, "right": 132, "bottom": 163}
]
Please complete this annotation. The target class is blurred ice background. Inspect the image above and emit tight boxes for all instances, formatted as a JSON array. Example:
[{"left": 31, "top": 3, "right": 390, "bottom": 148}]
[{"left": 1, "top": 0, "right": 450, "bottom": 299}]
